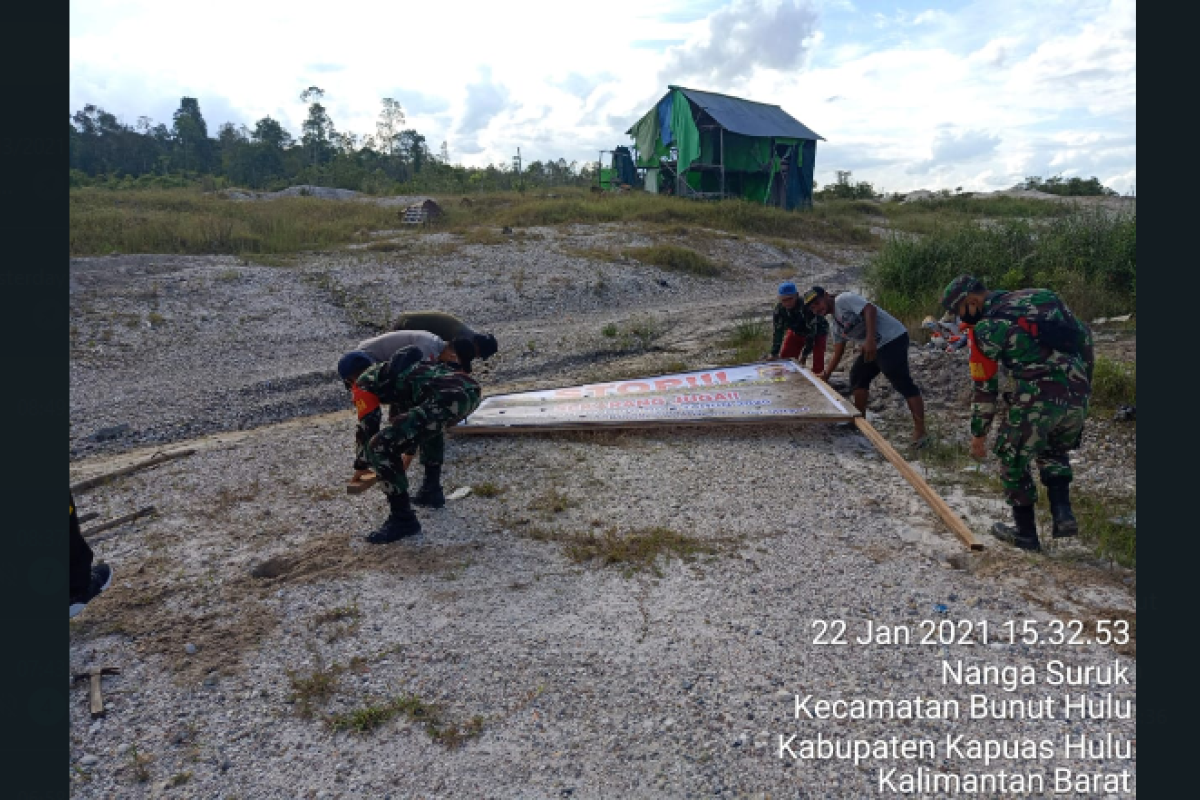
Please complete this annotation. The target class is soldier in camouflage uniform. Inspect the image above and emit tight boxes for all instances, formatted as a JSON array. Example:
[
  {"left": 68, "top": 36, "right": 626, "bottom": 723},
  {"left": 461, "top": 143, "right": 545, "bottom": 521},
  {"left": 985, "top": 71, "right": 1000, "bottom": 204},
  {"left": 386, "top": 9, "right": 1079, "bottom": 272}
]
[
  {"left": 337, "top": 346, "right": 482, "bottom": 543},
  {"left": 769, "top": 283, "right": 812, "bottom": 361},
  {"left": 941, "top": 275, "right": 1095, "bottom": 551}
]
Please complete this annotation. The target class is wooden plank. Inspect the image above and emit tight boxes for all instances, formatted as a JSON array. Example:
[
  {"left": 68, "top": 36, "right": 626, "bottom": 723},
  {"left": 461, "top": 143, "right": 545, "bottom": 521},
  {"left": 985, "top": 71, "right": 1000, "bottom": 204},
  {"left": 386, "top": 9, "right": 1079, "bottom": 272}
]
[
  {"left": 799, "top": 365, "right": 858, "bottom": 416},
  {"left": 853, "top": 418, "right": 984, "bottom": 551},
  {"left": 345, "top": 455, "right": 412, "bottom": 495},
  {"left": 346, "top": 472, "right": 379, "bottom": 495},
  {"left": 71, "top": 449, "right": 196, "bottom": 494},
  {"left": 83, "top": 506, "right": 157, "bottom": 543}
]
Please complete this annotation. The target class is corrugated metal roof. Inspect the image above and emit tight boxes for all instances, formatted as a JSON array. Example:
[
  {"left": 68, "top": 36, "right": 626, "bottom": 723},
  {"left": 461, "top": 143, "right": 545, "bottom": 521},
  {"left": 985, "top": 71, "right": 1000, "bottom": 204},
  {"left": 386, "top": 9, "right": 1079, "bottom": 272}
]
[{"left": 672, "top": 86, "right": 825, "bottom": 141}]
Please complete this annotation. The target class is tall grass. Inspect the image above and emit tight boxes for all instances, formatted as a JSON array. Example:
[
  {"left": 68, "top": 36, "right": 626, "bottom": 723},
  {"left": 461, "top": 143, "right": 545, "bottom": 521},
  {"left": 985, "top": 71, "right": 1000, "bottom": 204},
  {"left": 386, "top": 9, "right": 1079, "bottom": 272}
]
[
  {"left": 624, "top": 244, "right": 722, "bottom": 277},
  {"left": 722, "top": 314, "right": 771, "bottom": 363},
  {"left": 883, "top": 195, "right": 1079, "bottom": 225},
  {"left": 443, "top": 191, "right": 878, "bottom": 245},
  {"left": 71, "top": 186, "right": 882, "bottom": 255},
  {"left": 70, "top": 187, "right": 400, "bottom": 255},
  {"left": 867, "top": 209, "right": 1136, "bottom": 322},
  {"left": 1090, "top": 356, "right": 1137, "bottom": 409}
]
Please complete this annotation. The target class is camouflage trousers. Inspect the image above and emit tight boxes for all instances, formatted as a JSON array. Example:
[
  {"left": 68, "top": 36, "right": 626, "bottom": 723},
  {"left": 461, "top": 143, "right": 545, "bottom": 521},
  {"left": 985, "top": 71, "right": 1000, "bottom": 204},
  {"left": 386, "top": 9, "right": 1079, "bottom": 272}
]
[
  {"left": 993, "top": 398, "right": 1088, "bottom": 507},
  {"left": 388, "top": 406, "right": 445, "bottom": 466},
  {"left": 365, "top": 378, "right": 481, "bottom": 496}
]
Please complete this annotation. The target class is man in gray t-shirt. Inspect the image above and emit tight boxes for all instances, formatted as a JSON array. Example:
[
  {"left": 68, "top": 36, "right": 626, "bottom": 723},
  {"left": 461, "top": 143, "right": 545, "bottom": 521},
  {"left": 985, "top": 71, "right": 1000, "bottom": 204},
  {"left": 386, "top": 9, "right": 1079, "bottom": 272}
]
[
  {"left": 357, "top": 331, "right": 448, "bottom": 364},
  {"left": 392, "top": 310, "right": 499, "bottom": 368},
  {"left": 828, "top": 292, "right": 909, "bottom": 348},
  {"left": 805, "top": 287, "right": 927, "bottom": 446}
]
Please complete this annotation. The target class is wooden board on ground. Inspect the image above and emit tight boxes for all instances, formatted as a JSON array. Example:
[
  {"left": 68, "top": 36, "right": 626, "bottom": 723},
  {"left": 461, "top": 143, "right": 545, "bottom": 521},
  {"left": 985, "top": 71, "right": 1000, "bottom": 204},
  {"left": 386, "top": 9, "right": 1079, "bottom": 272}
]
[
  {"left": 452, "top": 361, "right": 856, "bottom": 434},
  {"left": 853, "top": 417, "right": 984, "bottom": 551},
  {"left": 71, "top": 448, "right": 196, "bottom": 494},
  {"left": 83, "top": 506, "right": 157, "bottom": 543}
]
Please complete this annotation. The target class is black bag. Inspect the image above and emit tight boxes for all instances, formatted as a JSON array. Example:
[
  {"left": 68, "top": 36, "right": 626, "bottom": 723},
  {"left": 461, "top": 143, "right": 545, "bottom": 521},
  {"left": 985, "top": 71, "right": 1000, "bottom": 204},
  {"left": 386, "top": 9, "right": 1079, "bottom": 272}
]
[
  {"left": 1021, "top": 318, "right": 1082, "bottom": 354},
  {"left": 990, "top": 291, "right": 1084, "bottom": 355}
]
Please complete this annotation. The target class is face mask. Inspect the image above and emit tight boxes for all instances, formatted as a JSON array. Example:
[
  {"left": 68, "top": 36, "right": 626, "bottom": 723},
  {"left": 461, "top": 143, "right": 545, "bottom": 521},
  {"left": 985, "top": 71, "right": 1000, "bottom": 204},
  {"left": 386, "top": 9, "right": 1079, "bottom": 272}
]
[{"left": 960, "top": 306, "right": 985, "bottom": 325}]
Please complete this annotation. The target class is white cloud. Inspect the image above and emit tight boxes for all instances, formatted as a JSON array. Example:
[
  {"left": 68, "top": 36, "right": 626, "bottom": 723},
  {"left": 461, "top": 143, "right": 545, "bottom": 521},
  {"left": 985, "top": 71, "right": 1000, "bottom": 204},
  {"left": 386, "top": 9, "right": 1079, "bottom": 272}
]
[
  {"left": 658, "top": 0, "right": 821, "bottom": 86},
  {"left": 69, "top": 0, "right": 1134, "bottom": 189},
  {"left": 967, "top": 37, "right": 1023, "bottom": 68}
]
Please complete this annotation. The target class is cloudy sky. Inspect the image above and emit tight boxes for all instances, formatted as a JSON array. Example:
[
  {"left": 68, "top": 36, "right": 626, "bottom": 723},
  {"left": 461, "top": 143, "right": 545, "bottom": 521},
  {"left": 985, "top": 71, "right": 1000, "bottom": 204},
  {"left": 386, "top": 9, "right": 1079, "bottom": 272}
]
[{"left": 69, "top": 0, "right": 1135, "bottom": 193}]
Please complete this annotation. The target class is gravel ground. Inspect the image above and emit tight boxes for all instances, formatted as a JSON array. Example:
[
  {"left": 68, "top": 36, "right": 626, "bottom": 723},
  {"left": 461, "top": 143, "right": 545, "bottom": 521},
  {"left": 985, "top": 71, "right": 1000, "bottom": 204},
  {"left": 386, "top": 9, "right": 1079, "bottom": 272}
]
[
  {"left": 69, "top": 223, "right": 1135, "bottom": 798},
  {"left": 69, "top": 225, "right": 851, "bottom": 458}
]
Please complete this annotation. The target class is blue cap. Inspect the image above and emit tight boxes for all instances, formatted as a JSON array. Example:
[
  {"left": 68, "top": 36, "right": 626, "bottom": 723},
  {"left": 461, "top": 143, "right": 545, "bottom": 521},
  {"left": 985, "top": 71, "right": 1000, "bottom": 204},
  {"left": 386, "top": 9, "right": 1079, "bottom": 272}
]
[
  {"left": 778, "top": 282, "right": 798, "bottom": 297},
  {"left": 337, "top": 350, "right": 377, "bottom": 381}
]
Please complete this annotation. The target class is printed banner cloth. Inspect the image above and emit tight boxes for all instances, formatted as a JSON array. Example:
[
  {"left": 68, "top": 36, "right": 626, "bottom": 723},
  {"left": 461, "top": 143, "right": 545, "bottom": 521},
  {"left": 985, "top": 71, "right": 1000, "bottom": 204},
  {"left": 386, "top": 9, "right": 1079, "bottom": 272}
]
[{"left": 453, "top": 361, "right": 856, "bottom": 433}]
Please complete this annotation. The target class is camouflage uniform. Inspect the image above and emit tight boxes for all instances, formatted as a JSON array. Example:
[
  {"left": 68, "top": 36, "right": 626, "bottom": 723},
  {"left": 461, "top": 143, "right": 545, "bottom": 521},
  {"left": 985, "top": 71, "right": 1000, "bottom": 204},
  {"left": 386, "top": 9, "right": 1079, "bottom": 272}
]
[
  {"left": 968, "top": 289, "right": 1095, "bottom": 507},
  {"left": 770, "top": 302, "right": 810, "bottom": 357},
  {"left": 353, "top": 359, "right": 481, "bottom": 496}
]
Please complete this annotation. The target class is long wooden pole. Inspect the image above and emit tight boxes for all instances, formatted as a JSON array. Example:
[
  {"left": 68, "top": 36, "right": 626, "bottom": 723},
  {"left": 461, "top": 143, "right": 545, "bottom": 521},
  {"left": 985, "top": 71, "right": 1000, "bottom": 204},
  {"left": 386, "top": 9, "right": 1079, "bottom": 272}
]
[
  {"left": 854, "top": 417, "right": 983, "bottom": 551},
  {"left": 82, "top": 506, "right": 157, "bottom": 542},
  {"left": 71, "top": 449, "right": 196, "bottom": 494}
]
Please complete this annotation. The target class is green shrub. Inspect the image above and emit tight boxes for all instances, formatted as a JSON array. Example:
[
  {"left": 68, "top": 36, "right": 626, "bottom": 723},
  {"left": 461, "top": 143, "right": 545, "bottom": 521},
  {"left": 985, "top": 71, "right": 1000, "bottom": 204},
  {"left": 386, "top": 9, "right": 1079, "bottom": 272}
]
[
  {"left": 867, "top": 209, "right": 1136, "bottom": 322},
  {"left": 721, "top": 314, "right": 770, "bottom": 364},
  {"left": 1090, "top": 356, "right": 1136, "bottom": 408}
]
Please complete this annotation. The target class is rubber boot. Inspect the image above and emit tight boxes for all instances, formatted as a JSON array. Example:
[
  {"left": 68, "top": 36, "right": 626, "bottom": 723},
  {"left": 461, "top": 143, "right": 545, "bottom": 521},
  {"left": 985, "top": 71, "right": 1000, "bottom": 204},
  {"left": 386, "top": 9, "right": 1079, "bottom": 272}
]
[
  {"left": 1045, "top": 480, "right": 1078, "bottom": 538},
  {"left": 365, "top": 492, "right": 422, "bottom": 544},
  {"left": 412, "top": 463, "right": 445, "bottom": 509},
  {"left": 991, "top": 505, "right": 1040, "bottom": 551}
]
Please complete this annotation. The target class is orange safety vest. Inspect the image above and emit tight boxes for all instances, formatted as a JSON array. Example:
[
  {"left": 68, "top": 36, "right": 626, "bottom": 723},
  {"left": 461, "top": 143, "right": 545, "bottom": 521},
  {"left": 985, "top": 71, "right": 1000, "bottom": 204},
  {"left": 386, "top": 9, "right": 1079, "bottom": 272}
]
[
  {"left": 351, "top": 386, "right": 381, "bottom": 419},
  {"left": 967, "top": 327, "right": 998, "bottom": 382}
]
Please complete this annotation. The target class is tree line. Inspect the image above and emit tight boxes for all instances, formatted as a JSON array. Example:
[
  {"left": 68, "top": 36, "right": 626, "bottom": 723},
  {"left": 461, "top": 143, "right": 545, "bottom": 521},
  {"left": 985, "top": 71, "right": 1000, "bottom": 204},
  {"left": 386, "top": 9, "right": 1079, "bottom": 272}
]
[
  {"left": 69, "top": 88, "right": 597, "bottom": 193},
  {"left": 1021, "top": 175, "right": 1119, "bottom": 197}
]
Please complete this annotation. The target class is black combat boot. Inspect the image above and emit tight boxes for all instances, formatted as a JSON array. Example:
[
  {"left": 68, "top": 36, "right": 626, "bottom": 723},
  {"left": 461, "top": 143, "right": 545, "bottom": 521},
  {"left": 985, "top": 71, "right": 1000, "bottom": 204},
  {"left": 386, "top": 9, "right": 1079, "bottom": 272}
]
[
  {"left": 365, "top": 492, "right": 422, "bottom": 544},
  {"left": 991, "top": 505, "right": 1040, "bottom": 551},
  {"left": 1044, "top": 479, "right": 1079, "bottom": 538},
  {"left": 412, "top": 463, "right": 445, "bottom": 509}
]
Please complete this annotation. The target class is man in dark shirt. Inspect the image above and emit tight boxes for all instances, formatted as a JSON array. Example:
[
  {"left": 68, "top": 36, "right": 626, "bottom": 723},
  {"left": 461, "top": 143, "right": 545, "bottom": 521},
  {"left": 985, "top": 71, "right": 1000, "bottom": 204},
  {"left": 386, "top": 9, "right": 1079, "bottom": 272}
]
[
  {"left": 392, "top": 311, "right": 498, "bottom": 365},
  {"left": 769, "top": 283, "right": 810, "bottom": 360},
  {"left": 800, "top": 286, "right": 831, "bottom": 373}
]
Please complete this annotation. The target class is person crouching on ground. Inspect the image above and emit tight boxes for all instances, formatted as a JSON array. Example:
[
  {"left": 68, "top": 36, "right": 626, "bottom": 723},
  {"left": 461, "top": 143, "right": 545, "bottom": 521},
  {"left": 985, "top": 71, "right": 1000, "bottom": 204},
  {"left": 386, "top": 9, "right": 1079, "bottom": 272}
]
[
  {"left": 768, "top": 282, "right": 811, "bottom": 362},
  {"left": 941, "top": 274, "right": 1094, "bottom": 552},
  {"left": 391, "top": 310, "right": 499, "bottom": 369},
  {"left": 806, "top": 286, "right": 928, "bottom": 446},
  {"left": 345, "top": 329, "right": 482, "bottom": 508},
  {"left": 336, "top": 346, "right": 481, "bottom": 543}
]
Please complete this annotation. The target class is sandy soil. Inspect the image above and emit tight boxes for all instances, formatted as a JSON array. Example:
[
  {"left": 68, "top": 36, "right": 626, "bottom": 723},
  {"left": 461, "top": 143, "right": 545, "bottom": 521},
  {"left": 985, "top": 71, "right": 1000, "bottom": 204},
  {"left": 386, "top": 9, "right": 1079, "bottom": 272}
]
[{"left": 68, "top": 215, "right": 1136, "bottom": 798}]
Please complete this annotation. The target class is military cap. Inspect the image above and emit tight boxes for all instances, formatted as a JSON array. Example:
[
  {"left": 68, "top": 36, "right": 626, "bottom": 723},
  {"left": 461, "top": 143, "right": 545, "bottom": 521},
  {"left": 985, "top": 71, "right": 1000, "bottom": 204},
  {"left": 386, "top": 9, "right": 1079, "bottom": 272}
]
[{"left": 941, "top": 275, "right": 985, "bottom": 312}]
